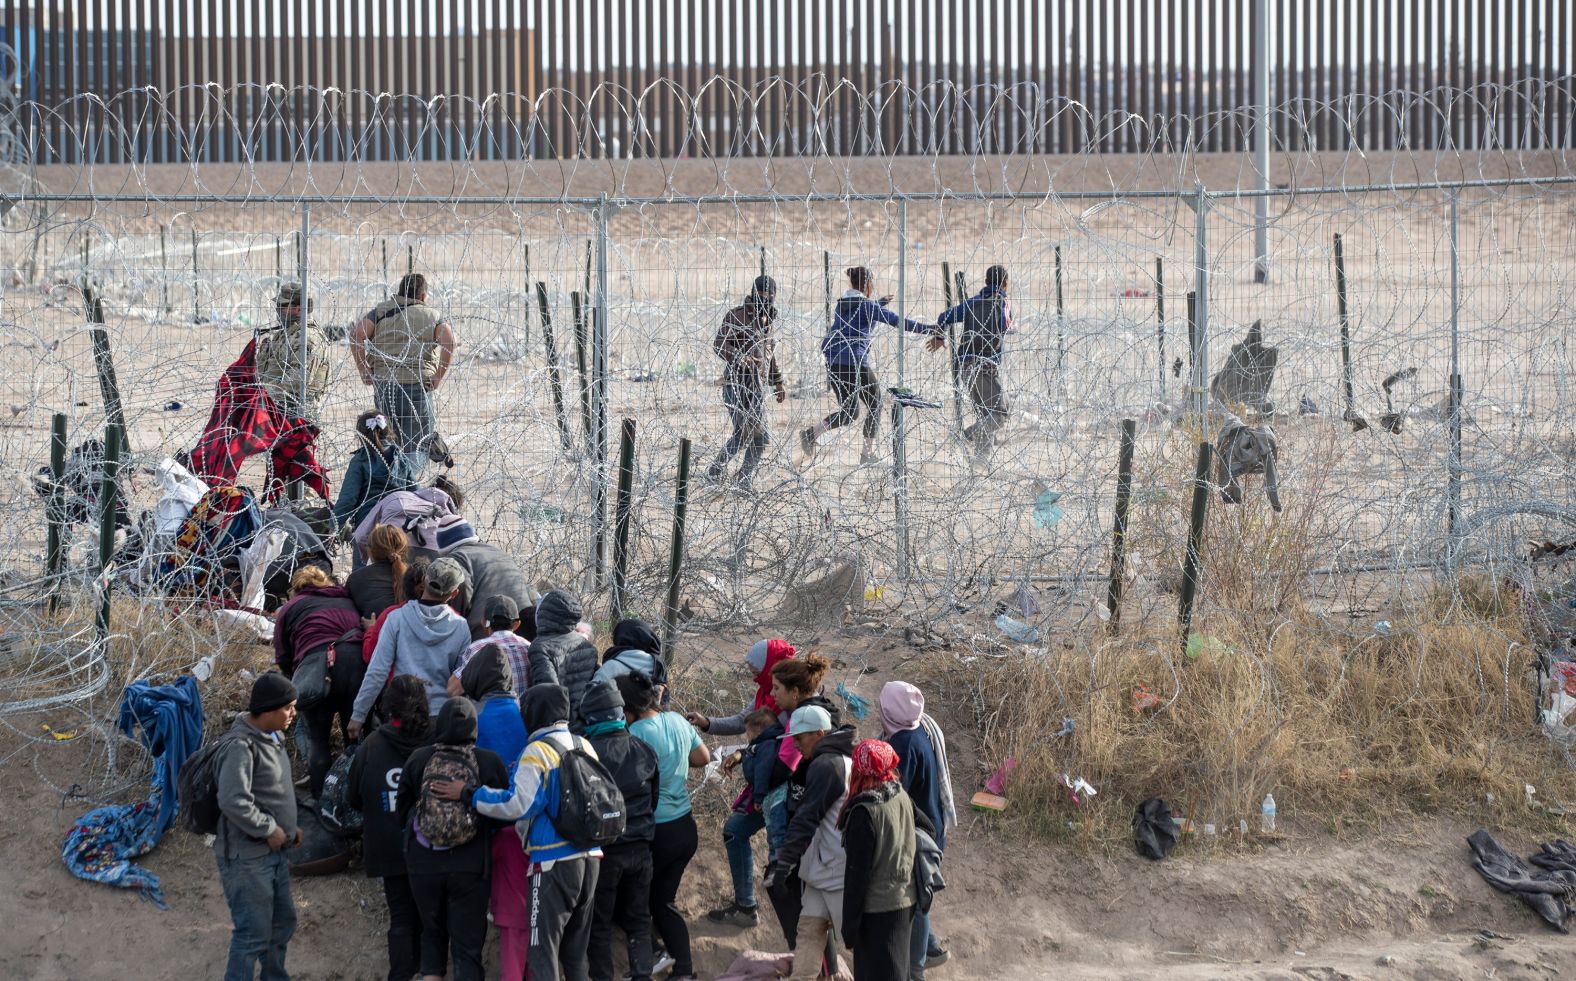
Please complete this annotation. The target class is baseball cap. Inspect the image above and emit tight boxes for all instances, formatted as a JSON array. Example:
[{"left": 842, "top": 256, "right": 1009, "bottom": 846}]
[
  {"left": 425, "top": 556, "right": 467, "bottom": 596},
  {"left": 789, "top": 704, "right": 833, "bottom": 735},
  {"left": 483, "top": 595, "right": 519, "bottom": 624}
]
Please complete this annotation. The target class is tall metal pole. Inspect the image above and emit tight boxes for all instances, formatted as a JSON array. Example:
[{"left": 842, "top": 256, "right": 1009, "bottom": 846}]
[
  {"left": 1191, "top": 187, "right": 1211, "bottom": 425},
  {"left": 96, "top": 423, "right": 123, "bottom": 643},
  {"left": 1252, "top": 0, "right": 1271, "bottom": 283},
  {"left": 1448, "top": 193, "right": 1462, "bottom": 549},
  {"left": 298, "top": 204, "right": 312, "bottom": 413},
  {"left": 1155, "top": 257, "right": 1166, "bottom": 400},
  {"left": 894, "top": 199, "right": 910, "bottom": 579},
  {"left": 1334, "top": 232, "right": 1356, "bottom": 421},
  {"left": 1176, "top": 441, "right": 1213, "bottom": 653},
  {"left": 661, "top": 437, "right": 693, "bottom": 659},
  {"left": 1105, "top": 418, "right": 1137, "bottom": 630},
  {"left": 593, "top": 193, "right": 611, "bottom": 594},
  {"left": 896, "top": 199, "right": 908, "bottom": 385},
  {"left": 46, "top": 413, "right": 66, "bottom": 616},
  {"left": 612, "top": 418, "right": 637, "bottom": 621}
]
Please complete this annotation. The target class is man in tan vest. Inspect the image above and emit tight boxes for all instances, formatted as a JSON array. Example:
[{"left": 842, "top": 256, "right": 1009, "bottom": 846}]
[{"left": 349, "top": 273, "right": 457, "bottom": 463}]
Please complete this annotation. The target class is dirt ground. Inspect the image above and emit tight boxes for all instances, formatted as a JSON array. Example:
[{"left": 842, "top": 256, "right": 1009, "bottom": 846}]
[{"left": 1, "top": 621, "right": 1573, "bottom": 981}]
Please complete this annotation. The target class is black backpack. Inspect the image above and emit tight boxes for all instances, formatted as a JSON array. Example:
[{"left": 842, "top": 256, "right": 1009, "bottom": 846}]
[
  {"left": 551, "top": 735, "right": 626, "bottom": 850},
  {"left": 177, "top": 731, "right": 248, "bottom": 835},
  {"left": 317, "top": 742, "right": 363, "bottom": 837}
]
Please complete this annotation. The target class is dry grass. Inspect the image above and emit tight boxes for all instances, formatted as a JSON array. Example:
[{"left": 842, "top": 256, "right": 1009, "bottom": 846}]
[{"left": 944, "top": 424, "right": 1576, "bottom": 852}]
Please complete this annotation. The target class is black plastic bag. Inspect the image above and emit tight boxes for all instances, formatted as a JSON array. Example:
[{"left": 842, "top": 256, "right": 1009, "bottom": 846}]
[{"left": 1134, "top": 797, "right": 1178, "bottom": 860}]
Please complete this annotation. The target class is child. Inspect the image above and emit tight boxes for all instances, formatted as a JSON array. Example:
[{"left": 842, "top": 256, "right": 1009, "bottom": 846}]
[
  {"left": 738, "top": 707, "right": 792, "bottom": 860},
  {"left": 333, "top": 411, "right": 417, "bottom": 566}
]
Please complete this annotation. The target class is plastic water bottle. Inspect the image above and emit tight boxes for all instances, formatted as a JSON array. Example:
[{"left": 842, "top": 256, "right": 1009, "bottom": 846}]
[
  {"left": 192, "top": 655, "right": 215, "bottom": 682},
  {"left": 1261, "top": 793, "right": 1277, "bottom": 834}
]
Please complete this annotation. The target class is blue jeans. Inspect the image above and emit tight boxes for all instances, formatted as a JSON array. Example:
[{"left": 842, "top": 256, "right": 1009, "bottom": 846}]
[
  {"left": 711, "top": 379, "right": 769, "bottom": 484},
  {"left": 217, "top": 850, "right": 296, "bottom": 981},
  {"left": 764, "top": 795, "right": 788, "bottom": 860},
  {"left": 722, "top": 809, "right": 766, "bottom": 908},
  {"left": 373, "top": 380, "right": 437, "bottom": 455},
  {"left": 910, "top": 908, "right": 931, "bottom": 979}
]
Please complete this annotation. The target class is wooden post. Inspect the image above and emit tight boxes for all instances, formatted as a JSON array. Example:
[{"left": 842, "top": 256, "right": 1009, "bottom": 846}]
[
  {"left": 1155, "top": 257, "right": 1166, "bottom": 399},
  {"left": 535, "top": 282, "right": 573, "bottom": 450},
  {"left": 1106, "top": 418, "right": 1137, "bottom": 630},
  {"left": 96, "top": 423, "right": 123, "bottom": 643},
  {"left": 1177, "top": 442, "right": 1213, "bottom": 652},
  {"left": 612, "top": 418, "right": 637, "bottom": 621},
  {"left": 46, "top": 413, "right": 66, "bottom": 616},
  {"left": 1334, "top": 232, "right": 1356, "bottom": 419},
  {"left": 570, "top": 290, "right": 594, "bottom": 449},
  {"left": 660, "top": 437, "right": 693, "bottom": 660},
  {"left": 942, "top": 261, "right": 964, "bottom": 432}
]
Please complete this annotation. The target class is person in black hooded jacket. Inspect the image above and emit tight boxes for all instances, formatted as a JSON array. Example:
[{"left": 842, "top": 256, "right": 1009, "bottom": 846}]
[
  {"left": 395, "top": 698, "right": 509, "bottom": 981},
  {"left": 527, "top": 589, "right": 599, "bottom": 720},
  {"left": 347, "top": 675, "right": 434, "bottom": 981},
  {"left": 592, "top": 617, "right": 670, "bottom": 699},
  {"left": 581, "top": 678, "right": 661, "bottom": 981}
]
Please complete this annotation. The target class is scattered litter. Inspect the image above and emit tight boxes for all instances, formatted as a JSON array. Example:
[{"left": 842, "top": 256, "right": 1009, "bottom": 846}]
[
  {"left": 628, "top": 370, "right": 658, "bottom": 383},
  {"left": 1000, "top": 583, "right": 1040, "bottom": 619},
  {"left": 238, "top": 668, "right": 255, "bottom": 684},
  {"left": 1374, "top": 620, "right": 1393, "bottom": 637},
  {"left": 1031, "top": 488, "right": 1065, "bottom": 529},
  {"left": 1119, "top": 286, "right": 1152, "bottom": 299},
  {"left": 676, "top": 361, "right": 697, "bottom": 379},
  {"left": 1133, "top": 797, "right": 1177, "bottom": 860},
  {"left": 1059, "top": 774, "right": 1097, "bottom": 805},
  {"left": 1051, "top": 716, "right": 1076, "bottom": 739},
  {"left": 41, "top": 723, "right": 79, "bottom": 741},
  {"left": 835, "top": 681, "right": 870, "bottom": 721},
  {"left": 984, "top": 758, "right": 1018, "bottom": 796},
  {"left": 888, "top": 386, "right": 942, "bottom": 409},
  {"left": 863, "top": 585, "right": 885, "bottom": 602},
  {"left": 520, "top": 504, "right": 566, "bottom": 525},
  {"left": 1203, "top": 823, "right": 1216, "bottom": 835},
  {"left": 1185, "top": 633, "right": 1230, "bottom": 660},
  {"left": 970, "top": 791, "right": 1007, "bottom": 812},
  {"left": 994, "top": 614, "right": 1040, "bottom": 644},
  {"left": 1132, "top": 684, "right": 1162, "bottom": 713},
  {"left": 192, "top": 654, "right": 215, "bottom": 681},
  {"left": 1299, "top": 395, "right": 1320, "bottom": 416},
  {"left": 1467, "top": 831, "right": 1576, "bottom": 931},
  {"left": 163, "top": 400, "right": 184, "bottom": 411},
  {"left": 1261, "top": 793, "right": 1277, "bottom": 834}
]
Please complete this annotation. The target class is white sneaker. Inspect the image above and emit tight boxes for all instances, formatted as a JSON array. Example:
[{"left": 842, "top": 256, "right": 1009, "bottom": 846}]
[{"left": 652, "top": 952, "right": 677, "bottom": 975}]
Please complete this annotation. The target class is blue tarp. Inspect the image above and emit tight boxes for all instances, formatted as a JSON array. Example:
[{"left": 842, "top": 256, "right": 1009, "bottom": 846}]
[{"left": 62, "top": 676, "right": 205, "bottom": 907}]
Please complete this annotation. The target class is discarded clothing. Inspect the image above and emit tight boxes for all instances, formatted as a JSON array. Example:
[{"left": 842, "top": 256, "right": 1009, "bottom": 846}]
[
  {"left": 188, "top": 338, "right": 330, "bottom": 504},
  {"left": 1467, "top": 829, "right": 1576, "bottom": 932},
  {"left": 1134, "top": 797, "right": 1178, "bottom": 860},
  {"left": 63, "top": 677, "right": 206, "bottom": 907}
]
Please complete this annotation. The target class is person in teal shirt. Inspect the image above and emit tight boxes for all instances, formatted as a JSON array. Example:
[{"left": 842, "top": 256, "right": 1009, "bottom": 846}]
[{"left": 622, "top": 673, "right": 709, "bottom": 981}]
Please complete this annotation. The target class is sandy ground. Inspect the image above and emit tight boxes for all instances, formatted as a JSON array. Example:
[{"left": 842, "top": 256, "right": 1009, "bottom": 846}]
[{"left": 1, "top": 625, "right": 1573, "bottom": 981}]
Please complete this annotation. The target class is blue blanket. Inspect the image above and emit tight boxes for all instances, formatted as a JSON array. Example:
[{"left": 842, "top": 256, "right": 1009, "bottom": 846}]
[{"left": 62, "top": 677, "right": 205, "bottom": 907}]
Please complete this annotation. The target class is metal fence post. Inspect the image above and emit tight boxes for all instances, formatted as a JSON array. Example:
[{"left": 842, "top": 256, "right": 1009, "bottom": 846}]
[
  {"left": 1177, "top": 441, "right": 1213, "bottom": 651},
  {"left": 894, "top": 198, "right": 910, "bottom": 579},
  {"left": 1155, "top": 257, "right": 1166, "bottom": 401},
  {"left": 612, "top": 418, "right": 637, "bottom": 621},
  {"left": 896, "top": 198, "right": 908, "bottom": 385},
  {"left": 1190, "top": 187, "right": 1211, "bottom": 425},
  {"left": 1106, "top": 418, "right": 1137, "bottom": 630},
  {"left": 1252, "top": 0, "right": 1271, "bottom": 284},
  {"left": 298, "top": 204, "right": 311, "bottom": 412},
  {"left": 1448, "top": 192, "right": 1462, "bottom": 550},
  {"left": 96, "top": 423, "right": 123, "bottom": 643},
  {"left": 593, "top": 193, "right": 611, "bottom": 595},
  {"left": 661, "top": 437, "right": 692, "bottom": 660},
  {"left": 1334, "top": 232, "right": 1356, "bottom": 422},
  {"left": 46, "top": 413, "right": 66, "bottom": 615}
]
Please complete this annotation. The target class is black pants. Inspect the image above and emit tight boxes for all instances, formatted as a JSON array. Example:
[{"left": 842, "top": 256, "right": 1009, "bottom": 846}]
[
  {"left": 589, "top": 842, "right": 655, "bottom": 981},
  {"left": 649, "top": 814, "right": 698, "bottom": 976},
  {"left": 409, "top": 869, "right": 490, "bottom": 981},
  {"left": 528, "top": 855, "right": 600, "bottom": 981},
  {"left": 823, "top": 361, "right": 881, "bottom": 439},
  {"left": 299, "top": 644, "right": 363, "bottom": 797},
  {"left": 382, "top": 874, "right": 423, "bottom": 981},
  {"left": 766, "top": 867, "right": 804, "bottom": 949},
  {"left": 851, "top": 906, "right": 916, "bottom": 981},
  {"left": 960, "top": 360, "right": 1009, "bottom": 453}
]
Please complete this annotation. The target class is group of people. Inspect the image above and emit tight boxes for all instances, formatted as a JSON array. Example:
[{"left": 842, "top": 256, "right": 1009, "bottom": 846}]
[
  {"left": 710, "top": 263, "right": 1014, "bottom": 489},
  {"left": 218, "top": 573, "right": 953, "bottom": 981}
]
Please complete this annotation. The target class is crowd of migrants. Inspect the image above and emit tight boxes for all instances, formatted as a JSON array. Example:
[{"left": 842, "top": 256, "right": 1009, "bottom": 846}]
[{"left": 200, "top": 263, "right": 1003, "bottom": 981}]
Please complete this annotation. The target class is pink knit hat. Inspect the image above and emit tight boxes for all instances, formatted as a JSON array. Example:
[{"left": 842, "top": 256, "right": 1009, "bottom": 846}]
[{"left": 879, "top": 680, "right": 924, "bottom": 736}]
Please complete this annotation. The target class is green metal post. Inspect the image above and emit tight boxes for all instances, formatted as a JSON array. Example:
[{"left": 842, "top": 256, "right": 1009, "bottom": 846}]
[
  {"left": 571, "top": 290, "right": 593, "bottom": 448},
  {"left": 535, "top": 282, "right": 573, "bottom": 450},
  {"left": 612, "top": 418, "right": 637, "bottom": 621},
  {"left": 96, "top": 423, "right": 123, "bottom": 642},
  {"left": 1177, "top": 442, "right": 1213, "bottom": 652},
  {"left": 1334, "top": 232, "right": 1355, "bottom": 419},
  {"left": 46, "top": 413, "right": 66, "bottom": 615},
  {"left": 1106, "top": 419, "right": 1137, "bottom": 630},
  {"left": 661, "top": 437, "right": 693, "bottom": 660}
]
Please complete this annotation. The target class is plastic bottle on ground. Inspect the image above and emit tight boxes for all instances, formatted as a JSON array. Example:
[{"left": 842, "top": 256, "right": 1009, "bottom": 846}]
[{"left": 1261, "top": 793, "right": 1277, "bottom": 835}]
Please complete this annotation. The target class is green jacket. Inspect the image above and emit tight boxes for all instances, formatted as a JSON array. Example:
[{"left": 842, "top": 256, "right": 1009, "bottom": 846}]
[{"left": 839, "top": 780, "right": 917, "bottom": 937}]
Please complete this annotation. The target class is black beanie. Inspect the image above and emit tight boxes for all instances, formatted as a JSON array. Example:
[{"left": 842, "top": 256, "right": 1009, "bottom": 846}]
[
  {"left": 578, "top": 678, "right": 625, "bottom": 726},
  {"left": 249, "top": 672, "right": 298, "bottom": 715}
]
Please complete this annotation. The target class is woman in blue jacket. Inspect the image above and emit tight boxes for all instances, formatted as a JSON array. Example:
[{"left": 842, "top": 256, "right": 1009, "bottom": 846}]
[
  {"left": 801, "top": 266, "right": 936, "bottom": 464},
  {"left": 333, "top": 411, "right": 417, "bottom": 565}
]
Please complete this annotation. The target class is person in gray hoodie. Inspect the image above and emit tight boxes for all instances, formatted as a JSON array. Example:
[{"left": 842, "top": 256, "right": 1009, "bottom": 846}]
[
  {"left": 527, "top": 589, "right": 600, "bottom": 718},
  {"left": 213, "top": 673, "right": 303, "bottom": 981},
  {"left": 349, "top": 557, "right": 472, "bottom": 740}
]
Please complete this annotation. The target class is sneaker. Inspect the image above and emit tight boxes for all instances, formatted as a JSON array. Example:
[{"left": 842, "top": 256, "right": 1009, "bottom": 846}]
[
  {"left": 800, "top": 427, "right": 816, "bottom": 458},
  {"left": 652, "top": 952, "right": 677, "bottom": 975},
  {"left": 705, "top": 900, "right": 760, "bottom": 928},
  {"left": 926, "top": 947, "right": 950, "bottom": 966}
]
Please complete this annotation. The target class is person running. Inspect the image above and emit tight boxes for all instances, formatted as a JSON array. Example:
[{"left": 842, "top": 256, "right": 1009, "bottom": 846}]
[
  {"left": 350, "top": 273, "right": 457, "bottom": 462},
  {"left": 346, "top": 524, "right": 409, "bottom": 619},
  {"left": 333, "top": 413, "right": 417, "bottom": 558},
  {"left": 462, "top": 684, "right": 604, "bottom": 981},
  {"left": 765, "top": 704, "right": 857, "bottom": 978},
  {"left": 254, "top": 282, "right": 332, "bottom": 423},
  {"left": 395, "top": 698, "right": 510, "bottom": 981},
  {"left": 708, "top": 275, "right": 785, "bottom": 490},
  {"left": 457, "top": 647, "right": 530, "bottom": 980},
  {"left": 801, "top": 266, "right": 934, "bottom": 464},
  {"left": 840, "top": 740, "right": 922, "bottom": 981},
  {"left": 624, "top": 672, "right": 709, "bottom": 981},
  {"left": 213, "top": 673, "right": 303, "bottom": 981},
  {"left": 272, "top": 566, "right": 363, "bottom": 797},
  {"left": 349, "top": 557, "right": 471, "bottom": 739},
  {"left": 933, "top": 264, "right": 1014, "bottom": 457},
  {"left": 347, "top": 675, "right": 432, "bottom": 981},
  {"left": 879, "top": 681, "right": 956, "bottom": 977},
  {"left": 581, "top": 679, "right": 660, "bottom": 981}
]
